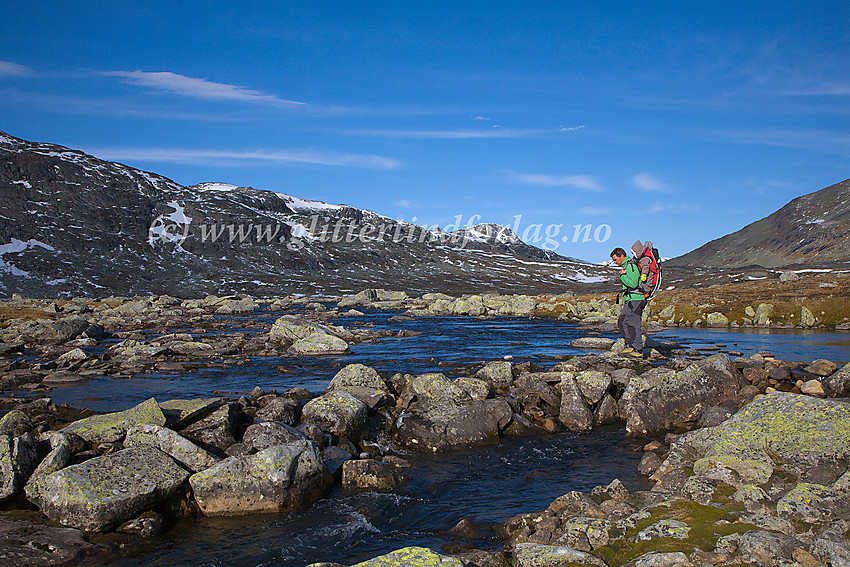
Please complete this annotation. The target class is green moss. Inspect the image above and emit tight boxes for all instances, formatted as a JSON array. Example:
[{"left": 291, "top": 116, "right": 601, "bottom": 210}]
[
  {"left": 593, "top": 500, "right": 749, "bottom": 566},
  {"left": 711, "top": 484, "right": 737, "bottom": 503}
]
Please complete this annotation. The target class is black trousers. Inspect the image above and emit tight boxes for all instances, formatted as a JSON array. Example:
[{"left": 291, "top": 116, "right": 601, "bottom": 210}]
[{"left": 618, "top": 299, "right": 647, "bottom": 350}]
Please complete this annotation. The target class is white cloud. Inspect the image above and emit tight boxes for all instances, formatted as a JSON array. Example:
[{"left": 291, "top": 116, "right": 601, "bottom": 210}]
[
  {"left": 631, "top": 173, "right": 672, "bottom": 193},
  {"left": 345, "top": 128, "right": 548, "bottom": 139},
  {"left": 395, "top": 199, "right": 418, "bottom": 209},
  {"left": 0, "top": 61, "right": 35, "bottom": 77},
  {"left": 102, "top": 71, "right": 306, "bottom": 107},
  {"left": 512, "top": 173, "right": 604, "bottom": 192},
  {"left": 646, "top": 201, "right": 700, "bottom": 214},
  {"left": 85, "top": 147, "right": 399, "bottom": 170}
]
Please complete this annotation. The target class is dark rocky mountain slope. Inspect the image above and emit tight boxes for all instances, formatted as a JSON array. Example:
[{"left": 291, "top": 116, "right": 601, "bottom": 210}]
[
  {"left": 0, "top": 131, "right": 611, "bottom": 298},
  {"left": 668, "top": 179, "right": 850, "bottom": 269}
]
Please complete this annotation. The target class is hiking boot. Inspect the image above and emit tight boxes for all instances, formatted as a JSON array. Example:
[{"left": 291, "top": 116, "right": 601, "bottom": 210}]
[
  {"left": 627, "top": 350, "right": 643, "bottom": 358},
  {"left": 621, "top": 347, "right": 635, "bottom": 354}
]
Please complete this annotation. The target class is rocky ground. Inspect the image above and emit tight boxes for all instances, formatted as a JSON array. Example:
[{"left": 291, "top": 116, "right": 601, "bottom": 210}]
[{"left": 0, "top": 280, "right": 849, "bottom": 566}]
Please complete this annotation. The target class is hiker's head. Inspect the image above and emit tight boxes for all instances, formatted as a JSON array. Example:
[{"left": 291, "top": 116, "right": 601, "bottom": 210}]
[{"left": 610, "top": 247, "right": 627, "bottom": 266}]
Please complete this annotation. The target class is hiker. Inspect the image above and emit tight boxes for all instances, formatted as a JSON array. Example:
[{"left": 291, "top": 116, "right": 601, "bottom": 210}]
[{"left": 610, "top": 246, "right": 646, "bottom": 358}]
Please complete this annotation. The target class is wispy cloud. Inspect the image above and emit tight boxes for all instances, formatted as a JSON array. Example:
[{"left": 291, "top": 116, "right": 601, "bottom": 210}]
[
  {"left": 395, "top": 199, "right": 419, "bottom": 209},
  {"left": 631, "top": 173, "right": 672, "bottom": 193},
  {"left": 0, "top": 61, "right": 35, "bottom": 77},
  {"left": 102, "top": 71, "right": 306, "bottom": 107},
  {"left": 511, "top": 173, "right": 604, "bottom": 192},
  {"left": 646, "top": 201, "right": 700, "bottom": 214},
  {"left": 342, "top": 127, "right": 559, "bottom": 140},
  {"left": 85, "top": 147, "right": 399, "bottom": 170}
]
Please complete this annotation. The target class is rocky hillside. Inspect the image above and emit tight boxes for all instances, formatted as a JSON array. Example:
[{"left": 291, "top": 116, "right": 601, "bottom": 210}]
[
  {"left": 0, "top": 131, "right": 611, "bottom": 298},
  {"left": 668, "top": 179, "right": 850, "bottom": 268}
]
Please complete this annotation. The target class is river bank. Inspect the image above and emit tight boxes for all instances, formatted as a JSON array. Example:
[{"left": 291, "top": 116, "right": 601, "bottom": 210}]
[{"left": 1, "top": 287, "right": 849, "bottom": 566}]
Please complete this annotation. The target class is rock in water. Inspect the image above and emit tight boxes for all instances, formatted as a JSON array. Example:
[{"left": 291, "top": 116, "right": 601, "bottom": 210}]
[
  {"left": 189, "top": 440, "right": 331, "bottom": 516},
  {"left": 61, "top": 397, "right": 166, "bottom": 444},
  {"left": 349, "top": 546, "right": 465, "bottom": 566},
  {"left": 27, "top": 445, "right": 189, "bottom": 532}
]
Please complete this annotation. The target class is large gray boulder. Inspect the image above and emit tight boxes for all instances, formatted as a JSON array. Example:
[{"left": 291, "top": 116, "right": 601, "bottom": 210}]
[
  {"left": 654, "top": 393, "right": 850, "bottom": 486},
  {"left": 301, "top": 391, "right": 370, "bottom": 441},
  {"left": 326, "top": 363, "right": 389, "bottom": 394},
  {"left": 559, "top": 376, "right": 594, "bottom": 431},
  {"left": 474, "top": 361, "right": 514, "bottom": 390},
  {"left": 124, "top": 424, "right": 220, "bottom": 473},
  {"left": 513, "top": 542, "right": 607, "bottom": 567},
  {"left": 0, "top": 433, "right": 39, "bottom": 502},
  {"left": 189, "top": 440, "right": 331, "bottom": 516},
  {"left": 27, "top": 445, "right": 189, "bottom": 532},
  {"left": 825, "top": 362, "right": 850, "bottom": 397},
  {"left": 178, "top": 403, "right": 245, "bottom": 454},
  {"left": 619, "top": 354, "right": 745, "bottom": 437},
  {"left": 158, "top": 398, "right": 223, "bottom": 429},
  {"left": 241, "top": 421, "right": 308, "bottom": 452},
  {"left": 288, "top": 332, "right": 350, "bottom": 355},
  {"left": 0, "top": 409, "right": 34, "bottom": 437},
  {"left": 348, "top": 546, "right": 464, "bottom": 567},
  {"left": 396, "top": 397, "right": 513, "bottom": 452},
  {"left": 269, "top": 315, "right": 334, "bottom": 344},
  {"left": 61, "top": 397, "right": 167, "bottom": 444}
]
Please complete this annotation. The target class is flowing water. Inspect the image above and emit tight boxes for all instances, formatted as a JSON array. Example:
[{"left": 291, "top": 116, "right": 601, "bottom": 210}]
[{"left": 35, "top": 309, "right": 850, "bottom": 566}]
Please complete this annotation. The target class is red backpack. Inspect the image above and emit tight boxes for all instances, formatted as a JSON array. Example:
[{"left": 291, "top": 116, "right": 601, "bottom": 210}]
[{"left": 632, "top": 241, "right": 663, "bottom": 300}]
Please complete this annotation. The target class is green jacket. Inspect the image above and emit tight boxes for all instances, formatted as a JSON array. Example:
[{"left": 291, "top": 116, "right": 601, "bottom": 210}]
[{"left": 619, "top": 258, "right": 646, "bottom": 302}]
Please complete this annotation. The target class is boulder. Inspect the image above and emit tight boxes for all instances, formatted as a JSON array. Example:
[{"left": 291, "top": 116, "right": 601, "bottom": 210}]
[
  {"left": 255, "top": 397, "right": 301, "bottom": 424},
  {"left": 341, "top": 459, "right": 405, "bottom": 490},
  {"left": 513, "top": 542, "right": 607, "bottom": 567},
  {"left": 805, "top": 359, "right": 838, "bottom": 377},
  {"left": 241, "top": 421, "right": 308, "bottom": 452},
  {"left": 0, "top": 433, "right": 39, "bottom": 502},
  {"left": 559, "top": 376, "right": 593, "bottom": 431},
  {"left": 288, "top": 332, "right": 350, "bottom": 355},
  {"left": 0, "top": 513, "right": 94, "bottom": 566},
  {"left": 705, "top": 312, "right": 728, "bottom": 327},
  {"left": 654, "top": 393, "right": 850, "bottom": 486},
  {"left": 61, "top": 397, "right": 166, "bottom": 444},
  {"left": 269, "top": 315, "right": 333, "bottom": 344},
  {"left": 619, "top": 354, "right": 744, "bottom": 437},
  {"left": 27, "top": 445, "right": 189, "bottom": 532},
  {"left": 474, "top": 361, "right": 514, "bottom": 390},
  {"left": 158, "top": 398, "right": 223, "bottom": 429},
  {"left": 0, "top": 409, "right": 34, "bottom": 437},
  {"left": 326, "top": 363, "right": 389, "bottom": 394},
  {"left": 574, "top": 371, "right": 612, "bottom": 405},
  {"left": 215, "top": 298, "right": 255, "bottom": 314},
  {"left": 189, "top": 440, "right": 331, "bottom": 516},
  {"left": 800, "top": 306, "right": 816, "bottom": 327},
  {"left": 454, "top": 377, "right": 491, "bottom": 400},
  {"left": 349, "top": 546, "right": 464, "bottom": 567},
  {"left": 28, "top": 318, "right": 90, "bottom": 344},
  {"left": 178, "top": 403, "right": 244, "bottom": 454},
  {"left": 302, "top": 391, "right": 370, "bottom": 441},
  {"left": 753, "top": 303, "right": 773, "bottom": 326},
  {"left": 569, "top": 337, "right": 616, "bottom": 350},
  {"left": 825, "top": 362, "right": 850, "bottom": 397},
  {"left": 397, "top": 398, "right": 512, "bottom": 452},
  {"left": 124, "top": 424, "right": 220, "bottom": 473}
]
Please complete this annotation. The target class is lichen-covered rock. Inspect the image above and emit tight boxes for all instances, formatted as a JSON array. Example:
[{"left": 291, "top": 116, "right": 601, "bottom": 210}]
[
  {"left": 302, "top": 391, "right": 369, "bottom": 441},
  {"left": 326, "top": 363, "right": 389, "bottom": 393},
  {"left": 635, "top": 519, "right": 691, "bottom": 541},
  {"left": 341, "top": 459, "right": 405, "bottom": 490},
  {"left": 0, "top": 409, "right": 34, "bottom": 437},
  {"left": 732, "top": 530, "right": 800, "bottom": 566},
  {"left": 474, "top": 361, "right": 514, "bottom": 390},
  {"left": 158, "top": 398, "right": 223, "bottom": 429},
  {"left": 178, "top": 403, "right": 245, "bottom": 454},
  {"left": 619, "top": 354, "right": 744, "bottom": 437},
  {"left": 824, "top": 362, "right": 850, "bottom": 397},
  {"left": 27, "top": 445, "right": 189, "bottom": 532},
  {"left": 559, "top": 376, "right": 593, "bottom": 431},
  {"left": 0, "top": 513, "right": 95, "bottom": 566},
  {"left": 241, "top": 421, "right": 308, "bottom": 452},
  {"left": 622, "top": 551, "right": 693, "bottom": 567},
  {"left": 569, "top": 337, "right": 616, "bottom": 350},
  {"left": 560, "top": 516, "right": 612, "bottom": 550},
  {"left": 350, "top": 546, "right": 464, "bottom": 566},
  {"left": 575, "top": 371, "right": 612, "bottom": 405},
  {"left": 255, "top": 397, "right": 301, "bottom": 424},
  {"left": 288, "top": 332, "right": 350, "bottom": 355},
  {"left": 655, "top": 393, "right": 850, "bottom": 486},
  {"left": 0, "top": 433, "right": 39, "bottom": 502},
  {"left": 124, "top": 424, "right": 220, "bottom": 473},
  {"left": 189, "top": 440, "right": 331, "bottom": 516},
  {"left": 453, "top": 377, "right": 491, "bottom": 400},
  {"left": 805, "top": 359, "right": 837, "bottom": 377},
  {"left": 403, "top": 373, "right": 471, "bottom": 405},
  {"left": 269, "top": 315, "right": 333, "bottom": 344},
  {"left": 512, "top": 542, "right": 607, "bottom": 567},
  {"left": 776, "top": 482, "right": 850, "bottom": 524},
  {"left": 396, "top": 397, "right": 512, "bottom": 452},
  {"left": 61, "top": 397, "right": 166, "bottom": 444}
]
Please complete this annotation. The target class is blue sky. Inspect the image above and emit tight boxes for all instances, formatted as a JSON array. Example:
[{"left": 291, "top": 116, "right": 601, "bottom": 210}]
[{"left": 2, "top": 1, "right": 848, "bottom": 261}]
